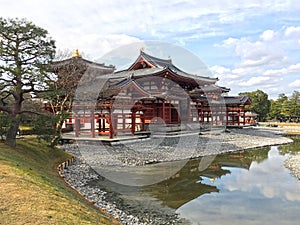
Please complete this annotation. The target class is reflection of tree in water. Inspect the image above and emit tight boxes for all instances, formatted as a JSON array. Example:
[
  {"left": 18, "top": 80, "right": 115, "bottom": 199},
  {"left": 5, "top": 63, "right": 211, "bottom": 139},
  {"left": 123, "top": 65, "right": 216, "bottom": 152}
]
[
  {"left": 278, "top": 138, "right": 300, "bottom": 155},
  {"left": 242, "top": 146, "right": 270, "bottom": 164},
  {"left": 142, "top": 147, "right": 280, "bottom": 209}
]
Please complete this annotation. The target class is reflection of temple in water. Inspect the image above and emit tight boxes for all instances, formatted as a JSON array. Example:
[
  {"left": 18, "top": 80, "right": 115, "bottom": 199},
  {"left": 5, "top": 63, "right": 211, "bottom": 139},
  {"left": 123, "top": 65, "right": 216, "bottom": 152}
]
[{"left": 143, "top": 151, "right": 253, "bottom": 209}]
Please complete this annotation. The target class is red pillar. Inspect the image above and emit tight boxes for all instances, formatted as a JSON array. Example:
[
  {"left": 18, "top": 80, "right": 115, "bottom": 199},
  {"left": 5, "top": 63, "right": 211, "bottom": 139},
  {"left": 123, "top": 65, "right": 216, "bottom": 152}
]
[
  {"left": 242, "top": 107, "right": 246, "bottom": 125},
  {"left": 109, "top": 108, "right": 114, "bottom": 139},
  {"left": 200, "top": 103, "right": 204, "bottom": 122},
  {"left": 207, "top": 108, "right": 210, "bottom": 122},
  {"left": 91, "top": 110, "right": 95, "bottom": 138},
  {"left": 102, "top": 116, "right": 105, "bottom": 132},
  {"left": 131, "top": 110, "right": 136, "bottom": 135},
  {"left": 196, "top": 102, "right": 199, "bottom": 122},
  {"left": 226, "top": 109, "right": 229, "bottom": 126},
  {"left": 141, "top": 112, "right": 145, "bottom": 131}
]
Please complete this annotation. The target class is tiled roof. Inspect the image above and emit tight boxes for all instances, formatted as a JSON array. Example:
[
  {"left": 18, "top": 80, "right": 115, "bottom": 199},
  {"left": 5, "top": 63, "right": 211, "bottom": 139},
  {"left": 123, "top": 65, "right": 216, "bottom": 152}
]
[
  {"left": 224, "top": 96, "right": 251, "bottom": 105},
  {"left": 140, "top": 51, "right": 218, "bottom": 83},
  {"left": 140, "top": 51, "right": 173, "bottom": 69}
]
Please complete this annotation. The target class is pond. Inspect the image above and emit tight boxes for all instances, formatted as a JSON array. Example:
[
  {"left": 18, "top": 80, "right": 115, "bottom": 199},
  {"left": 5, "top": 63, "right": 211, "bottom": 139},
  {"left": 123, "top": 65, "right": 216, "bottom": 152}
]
[
  {"left": 175, "top": 141, "right": 300, "bottom": 225},
  {"left": 91, "top": 139, "right": 300, "bottom": 224}
]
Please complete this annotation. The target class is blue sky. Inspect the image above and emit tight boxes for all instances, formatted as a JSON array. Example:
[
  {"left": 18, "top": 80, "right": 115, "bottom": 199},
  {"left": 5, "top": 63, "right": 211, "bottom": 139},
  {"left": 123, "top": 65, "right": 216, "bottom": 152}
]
[{"left": 1, "top": 0, "right": 300, "bottom": 98}]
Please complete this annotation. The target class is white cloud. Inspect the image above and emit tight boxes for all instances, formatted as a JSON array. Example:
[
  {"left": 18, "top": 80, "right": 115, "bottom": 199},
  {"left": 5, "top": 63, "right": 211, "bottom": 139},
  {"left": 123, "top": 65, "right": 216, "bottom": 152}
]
[
  {"left": 289, "top": 79, "right": 300, "bottom": 88},
  {"left": 56, "top": 34, "right": 141, "bottom": 59},
  {"left": 1, "top": 0, "right": 298, "bottom": 46},
  {"left": 212, "top": 26, "right": 299, "bottom": 96},
  {"left": 237, "top": 41, "right": 286, "bottom": 68},
  {"left": 220, "top": 35, "right": 287, "bottom": 69},
  {"left": 0, "top": 0, "right": 299, "bottom": 98},
  {"left": 260, "top": 29, "right": 277, "bottom": 41},
  {"left": 263, "top": 63, "right": 300, "bottom": 76},
  {"left": 220, "top": 37, "right": 239, "bottom": 47},
  {"left": 239, "top": 76, "right": 270, "bottom": 87},
  {"left": 285, "top": 26, "right": 300, "bottom": 38},
  {"left": 210, "top": 65, "right": 241, "bottom": 81},
  {"left": 210, "top": 65, "right": 231, "bottom": 74}
]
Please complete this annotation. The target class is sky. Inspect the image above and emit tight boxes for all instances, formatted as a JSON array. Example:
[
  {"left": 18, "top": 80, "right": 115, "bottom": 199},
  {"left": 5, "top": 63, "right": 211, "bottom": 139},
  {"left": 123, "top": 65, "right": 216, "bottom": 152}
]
[{"left": 1, "top": 0, "right": 300, "bottom": 99}]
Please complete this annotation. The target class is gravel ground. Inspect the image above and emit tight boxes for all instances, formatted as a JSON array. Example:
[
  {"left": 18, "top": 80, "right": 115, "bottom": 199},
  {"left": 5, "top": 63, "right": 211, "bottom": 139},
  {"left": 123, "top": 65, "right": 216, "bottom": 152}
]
[
  {"left": 75, "top": 127, "right": 293, "bottom": 167},
  {"left": 61, "top": 145, "right": 184, "bottom": 225},
  {"left": 60, "top": 127, "right": 294, "bottom": 225},
  {"left": 285, "top": 153, "right": 300, "bottom": 180}
]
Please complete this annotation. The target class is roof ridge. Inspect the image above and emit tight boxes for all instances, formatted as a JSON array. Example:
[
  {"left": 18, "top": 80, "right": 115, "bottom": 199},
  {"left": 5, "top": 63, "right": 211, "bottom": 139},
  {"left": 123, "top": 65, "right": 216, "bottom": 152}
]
[{"left": 141, "top": 51, "right": 172, "bottom": 63}]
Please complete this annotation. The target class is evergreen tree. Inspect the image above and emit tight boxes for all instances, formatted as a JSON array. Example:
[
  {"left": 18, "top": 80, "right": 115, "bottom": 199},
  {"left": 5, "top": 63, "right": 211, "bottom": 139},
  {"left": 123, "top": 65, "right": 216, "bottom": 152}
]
[
  {"left": 0, "top": 18, "right": 55, "bottom": 147},
  {"left": 239, "top": 90, "right": 270, "bottom": 121},
  {"left": 268, "top": 93, "right": 288, "bottom": 121},
  {"left": 284, "top": 91, "right": 300, "bottom": 122}
]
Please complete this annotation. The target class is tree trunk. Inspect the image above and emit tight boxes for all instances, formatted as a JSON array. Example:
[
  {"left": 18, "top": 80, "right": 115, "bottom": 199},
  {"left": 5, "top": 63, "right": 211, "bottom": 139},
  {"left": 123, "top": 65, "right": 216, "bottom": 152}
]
[
  {"left": 49, "top": 125, "right": 61, "bottom": 148},
  {"left": 49, "top": 135, "right": 60, "bottom": 148},
  {"left": 6, "top": 115, "right": 20, "bottom": 148},
  {"left": 49, "top": 113, "right": 65, "bottom": 148}
]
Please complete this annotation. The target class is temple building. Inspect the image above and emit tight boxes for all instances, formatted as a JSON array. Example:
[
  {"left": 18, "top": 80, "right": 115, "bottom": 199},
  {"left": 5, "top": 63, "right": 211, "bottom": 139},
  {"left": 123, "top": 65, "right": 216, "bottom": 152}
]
[{"left": 49, "top": 50, "right": 252, "bottom": 139}]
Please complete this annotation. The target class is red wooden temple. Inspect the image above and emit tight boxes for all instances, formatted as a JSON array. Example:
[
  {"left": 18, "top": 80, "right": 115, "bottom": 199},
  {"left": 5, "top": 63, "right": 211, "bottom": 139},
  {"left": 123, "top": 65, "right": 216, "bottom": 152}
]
[{"left": 49, "top": 50, "right": 253, "bottom": 139}]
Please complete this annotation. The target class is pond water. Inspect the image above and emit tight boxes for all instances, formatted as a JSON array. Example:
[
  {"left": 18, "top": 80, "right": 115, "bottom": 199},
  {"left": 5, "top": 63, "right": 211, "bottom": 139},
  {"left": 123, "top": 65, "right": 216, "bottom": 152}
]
[
  {"left": 175, "top": 141, "right": 300, "bottom": 225},
  {"left": 93, "top": 139, "right": 300, "bottom": 224}
]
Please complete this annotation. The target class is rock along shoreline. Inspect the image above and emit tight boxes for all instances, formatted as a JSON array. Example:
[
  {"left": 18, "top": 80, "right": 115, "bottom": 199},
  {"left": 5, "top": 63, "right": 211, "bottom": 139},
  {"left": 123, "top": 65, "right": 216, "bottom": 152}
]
[
  {"left": 285, "top": 148, "right": 300, "bottom": 180},
  {"left": 59, "top": 127, "right": 294, "bottom": 225}
]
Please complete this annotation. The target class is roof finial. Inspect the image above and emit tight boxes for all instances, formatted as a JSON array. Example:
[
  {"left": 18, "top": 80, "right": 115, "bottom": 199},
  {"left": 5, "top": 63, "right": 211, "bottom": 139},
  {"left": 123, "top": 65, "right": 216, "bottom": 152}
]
[
  {"left": 72, "top": 49, "right": 81, "bottom": 58},
  {"left": 140, "top": 47, "right": 145, "bottom": 52}
]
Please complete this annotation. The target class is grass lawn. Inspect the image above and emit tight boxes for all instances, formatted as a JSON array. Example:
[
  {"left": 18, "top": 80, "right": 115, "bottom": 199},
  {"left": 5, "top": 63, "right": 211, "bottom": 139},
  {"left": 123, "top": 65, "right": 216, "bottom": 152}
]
[{"left": 0, "top": 137, "right": 120, "bottom": 225}]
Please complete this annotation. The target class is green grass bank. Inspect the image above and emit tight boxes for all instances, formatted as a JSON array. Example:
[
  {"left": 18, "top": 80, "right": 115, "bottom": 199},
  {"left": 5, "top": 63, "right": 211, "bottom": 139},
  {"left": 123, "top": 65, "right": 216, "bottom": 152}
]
[{"left": 0, "top": 137, "right": 120, "bottom": 225}]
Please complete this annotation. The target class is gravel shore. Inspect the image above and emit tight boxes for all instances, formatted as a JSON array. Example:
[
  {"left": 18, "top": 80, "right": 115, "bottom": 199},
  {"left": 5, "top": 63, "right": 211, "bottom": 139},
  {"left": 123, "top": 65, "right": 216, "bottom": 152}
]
[
  {"left": 285, "top": 152, "right": 300, "bottom": 180},
  {"left": 61, "top": 145, "right": 183, "bottom": 225},
  {"left": 60, "top": 127, "right": 294, "bottom": 225}
]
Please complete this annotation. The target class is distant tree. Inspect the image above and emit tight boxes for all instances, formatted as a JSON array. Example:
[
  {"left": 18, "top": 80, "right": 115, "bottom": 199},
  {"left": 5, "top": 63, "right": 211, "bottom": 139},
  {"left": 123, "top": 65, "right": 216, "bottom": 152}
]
[
  {"left": 290, "top": 91, "right": 300, "bottom": 119},
  {"left": 277, "top": 93, "right": 288, "bottom": 103},
  {"left": 268, "top": 99, "right": 281, "bottom": 120},
  {"left": 268, "top": 93, "right": 288, "bottom": 121},
  {"left": 281, "top": 100, "right": 291, "bottom": 120},
  {"left": 267, "top": 91, "right": 300, "bottom": 122},
  {"left": 281, "top": 91, "right": 300, "bottom": 122},
  {"left": 0, "top": 18, "right": 55, "bottom": 147},
  {"left": 239, "top": 90, "right": 270, "bottom": 121}
]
